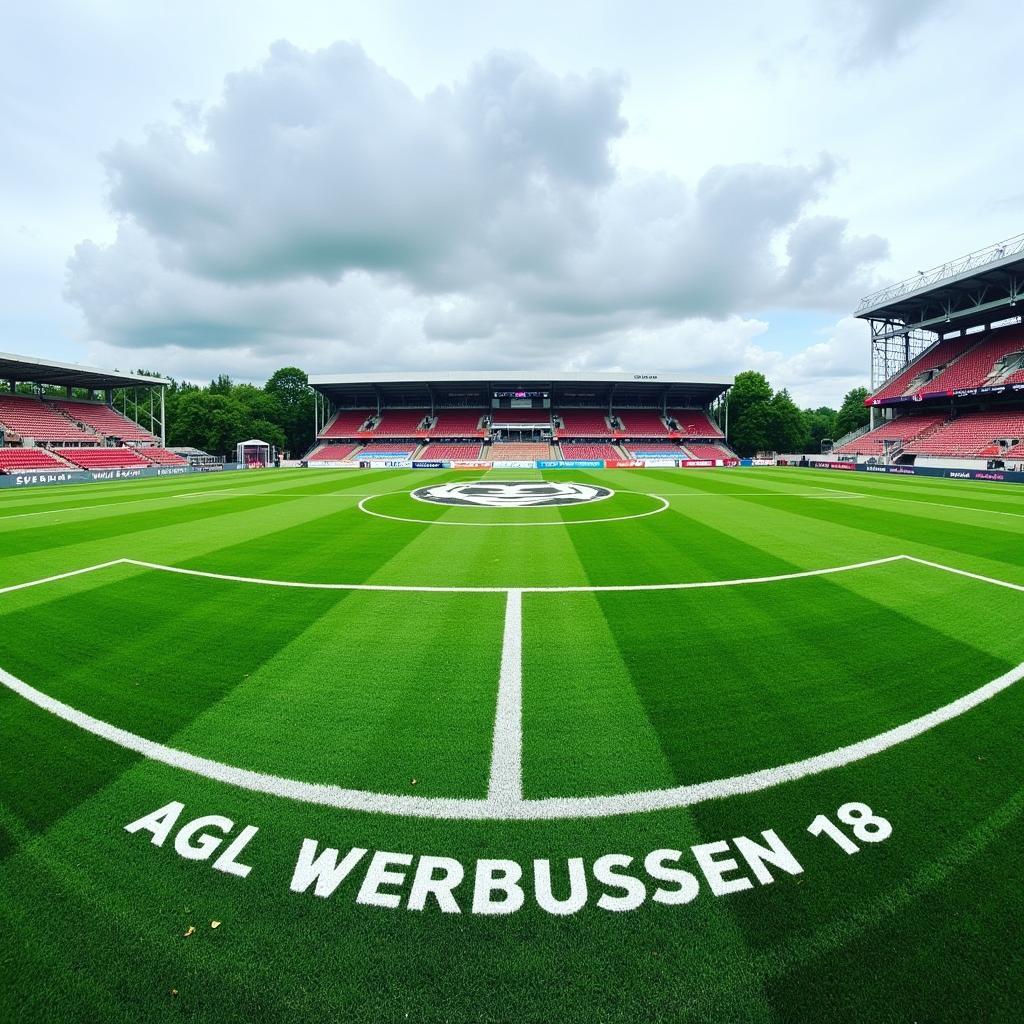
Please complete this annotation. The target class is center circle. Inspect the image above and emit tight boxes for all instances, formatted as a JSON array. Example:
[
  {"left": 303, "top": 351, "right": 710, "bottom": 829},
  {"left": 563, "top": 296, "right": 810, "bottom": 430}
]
[
  {"left": 357, "top": 488, "right": 670, "bottom": 527},
  {"left": 411, "top": 480, "right": 613, "bottom": 508}
]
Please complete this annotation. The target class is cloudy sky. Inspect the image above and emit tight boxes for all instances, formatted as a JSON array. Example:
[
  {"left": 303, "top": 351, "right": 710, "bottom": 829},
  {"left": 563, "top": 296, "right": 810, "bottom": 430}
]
[{"left": 3, "top": 0, "right": 1022, "bottom": 405}]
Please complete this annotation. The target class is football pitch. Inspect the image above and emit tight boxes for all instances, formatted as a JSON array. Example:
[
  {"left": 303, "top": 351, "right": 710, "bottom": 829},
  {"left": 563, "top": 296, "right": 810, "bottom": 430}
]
[{"left": 1, "top": 465, "right": 1022, "bottom": 1022}]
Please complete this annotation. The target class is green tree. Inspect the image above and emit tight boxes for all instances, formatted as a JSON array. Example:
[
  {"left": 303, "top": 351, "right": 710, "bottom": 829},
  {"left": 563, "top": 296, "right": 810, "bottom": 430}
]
[
  {"left": 767, "top": 389, "right": 810, "bottom": 453},
  {"left": 804, "top": 406, "right": 838, "bottom": 453},
  {"left": 834, "top": 387, "right": 871, "bottom": 438},
  {"left": 167, "top": 392, "right": 248, "bottom": 456},
  {"left": 726, "top": 371, "right": 775, "bottom": 456},
  {"left": 265, "top": 366, "right": 315, "bottom": 456}
]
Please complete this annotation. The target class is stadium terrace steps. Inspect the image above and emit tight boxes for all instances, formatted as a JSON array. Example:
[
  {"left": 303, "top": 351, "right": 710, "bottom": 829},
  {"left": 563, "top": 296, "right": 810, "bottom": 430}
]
[
  {"left": 428, "top": 410, "right": 486, "bottom": 436},
  {"left": 132, "top": 447, "right": 188, "bottom": 465},
  {"left": 320, "top": 410, "right": 373, "bottom": 438},
  {"left": 902, "top": 408, "right": 1024, "bottom": 457},
  {"left": 613, "top": 409, "right": 671, "bottom": 436},
  {"left": 52, "top": 446, "right": 153, "bottom": 469},
  {"left": 667, "top": 409, "right": 724, "bottom": 438},
  {"left": 868, "top": 336, "right": 977, "bottom": 402},
  {"left": 832, "top": 414, "right": 946, "bottom": 456},
  {"left": 555, "top": 410, "right": 614, "bottom": 437},
  {"left": 486, "top": 442, "right": 552, "bottom": 459},
  {"left": 0, "top": 447, "right": 75, "bottom": 472},
  {"left": 559, "top": 443, "right": 622, "bottom": 460},
  {"left": 622, "top": 442, "right": 684, "bottom": 457},
  {"left": 418, "top": 443, "right": 483, "bottom": 460},
  {"left": 366, "top": 409, "right": 430, "bottom": 436},
  {"left": 0, "top": 394, "right": 96, "bottom": 442},
  {"left": 50, "top": 400, "right": 156, "bottom": 442},
  {"left": 683, "top": 443, "right": 736, "bottom": 460},
  {"left": 308, "top": 443, "right": 360, "bottom": 461},
  {"left": 926, "top": 327, "right": 1024, "bottom": 391}
]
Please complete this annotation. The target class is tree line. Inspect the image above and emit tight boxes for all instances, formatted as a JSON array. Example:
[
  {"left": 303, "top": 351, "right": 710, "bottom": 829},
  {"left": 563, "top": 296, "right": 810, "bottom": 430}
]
[{"left": 722, "top": 371, "right": 869, "bottom": 457}]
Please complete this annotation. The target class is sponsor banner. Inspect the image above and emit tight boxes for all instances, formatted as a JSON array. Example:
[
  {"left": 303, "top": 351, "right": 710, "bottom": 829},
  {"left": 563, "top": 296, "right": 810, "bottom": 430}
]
[
  {"left": 804, "top": 462, "right": 1024, "bottom": 484},
  {"left": 607, "top": 459, "right": 645, "bottom": 468},
  {"left": 0, "top": 470, "right": 92, "bottom": 487},
  {"left": 680, "top": 459, "right": 715, "bottom": 467},
  {"left": 411, "top": 460, "right": 448, "bottom": 469},
  {"left": 490, "top": 460, "right": 537, "bottom": 469},
  {"left": 536, "top": 460, "right": 604, "bottom": 469},
  {"left": 640, "top": 458, "right": 678, "bottom": 468},
  {"left": 750, "top": 458, "right": 776, "bottom": 466},
  {"left": 359, "top": 459, "right": 412, "bottom": 469},
  {"left": 449, "top": 460, "right": 495, "bottom": 470},
  {"left": 308, "top": 460, "right": 361, "bottom": 469},
  {"left": 89, "top": 467, "right": 145, "bottom": 481},
  {"left": 0, "top": 464, "right": 242, "bottom": 488}
]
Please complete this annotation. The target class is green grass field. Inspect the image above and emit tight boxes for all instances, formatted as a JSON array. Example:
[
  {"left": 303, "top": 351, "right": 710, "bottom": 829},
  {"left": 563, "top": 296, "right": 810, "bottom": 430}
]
[{"left": 1, "top": 465, "right": 1022, "bottom": 1022}]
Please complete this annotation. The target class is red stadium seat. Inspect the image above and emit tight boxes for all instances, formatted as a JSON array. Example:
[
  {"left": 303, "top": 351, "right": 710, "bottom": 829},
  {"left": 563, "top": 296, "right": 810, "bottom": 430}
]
[
  {"left": 555, "top": 410, "right": 613, "bottom": 437},
  {"left": 0, "top": 448, "right": 72, "bottom": 472},
  {"left": 559, "top": 443, "right": 620, "bottom": 460},
  {"left": 50, "top": 400, "right": 156, "bottom": 442},
  {"left": 0, "top": 395, "right": 97, "bottom": 442},
  {"left": 53, "top": 447, "right": 152, "bottom": 469}
]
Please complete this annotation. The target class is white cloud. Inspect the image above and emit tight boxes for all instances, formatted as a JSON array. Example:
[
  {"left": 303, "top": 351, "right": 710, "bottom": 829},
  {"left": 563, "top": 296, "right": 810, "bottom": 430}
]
[{"left": 64, "top": 40, "right": 887, "bottom": 391}]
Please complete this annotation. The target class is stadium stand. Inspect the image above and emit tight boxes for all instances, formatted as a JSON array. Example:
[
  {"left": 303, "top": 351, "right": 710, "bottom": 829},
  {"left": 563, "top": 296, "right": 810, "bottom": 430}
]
[
  {"left": 319, "top": 410, "right": 373, "bottom": 437},
  {"left": 623, "top": 442, "right": 684, "bottom": 456},
  {"left": 683, "top": 443, "right": 737, "bottom": 460},
  {"left": 831, "top": 414, "right": 946, "bottom": 456},
  {"left": 555, "top": 410, "right": 613, "bottom": 437},
  {"left": 489, "top": 408, "right": 552, "bottom": 425},
  {"left": 559, "top": 443, "right": 621, "bottom": 460},
  {"left": 902, "top": 408, "right": 1024, "bottom": 457},
  {"left": 0, "top": 447, "right": 72, "bottom": 472},
  {"left": 926, "top": 327, "right": 1024, "bottom": 391},
  {"left": 417, "top": 443, "right": 483, "bottom": 460},
  {"left": 868, "top": 335, "right": 977, "bottom": 402},
  {"left": 307, "top": 444, "right": 359, "bottom": 461},
  {"left": 50, "top": 400, "right": 156, "bottom": 442},
  {"left": 669, "top": 409, "right": 724, "bottom": 437},
  {"left": 355, "top": 443, "right": 418, "bottom": 456},
  {"left": 428, "top": 410, "right": 486, "bottom": 435},
  {"left": 487, "top": 442, "right": 552, "bottom": 459},
  {"left": 0, "top": 394, "right": 96, "bottom": 442},
  {"left": 133, "top": 447, "right": 188, "bottom": 465},
  {"left": 368, "top": 409, "right": 430, "bottom": 435},
  {"left": 614, "top": 409, "right": 671, "bottom": 435},
  {"left": 54, "top": 447, "right": 152, "bottom": 469}
]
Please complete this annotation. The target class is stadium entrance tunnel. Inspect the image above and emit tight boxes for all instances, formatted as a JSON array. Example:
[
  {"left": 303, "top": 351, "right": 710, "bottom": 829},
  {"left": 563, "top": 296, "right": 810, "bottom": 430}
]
[{"left": 1, "top": 555, "right": 1022, "bottom": 821}]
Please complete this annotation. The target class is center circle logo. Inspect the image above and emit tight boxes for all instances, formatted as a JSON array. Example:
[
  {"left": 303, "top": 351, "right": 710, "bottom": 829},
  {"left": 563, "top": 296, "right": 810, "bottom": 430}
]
[{"left": 411, "top": 481, "right": 614, "bottom": 508}]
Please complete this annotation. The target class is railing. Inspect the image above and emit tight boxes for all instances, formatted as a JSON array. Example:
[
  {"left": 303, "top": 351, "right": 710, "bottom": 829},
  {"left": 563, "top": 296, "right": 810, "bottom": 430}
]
[
  {"left": 857, "top": 232, "right": 1024, "bottom": 313},
  {"left": 830, "top": 423, "right": 872, "bottom": 450}
]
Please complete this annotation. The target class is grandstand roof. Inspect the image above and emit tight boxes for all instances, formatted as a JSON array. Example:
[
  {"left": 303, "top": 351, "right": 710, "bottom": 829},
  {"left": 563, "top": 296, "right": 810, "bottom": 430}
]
[
  {"left": 0, "top": 351, "right": 165, "bottom": 389},
  {"left": 855, "top": 232, "right": 1024, "bottom": 337},
  {"left": 309, "top": 371, "right": 731, "bottom": 406}
]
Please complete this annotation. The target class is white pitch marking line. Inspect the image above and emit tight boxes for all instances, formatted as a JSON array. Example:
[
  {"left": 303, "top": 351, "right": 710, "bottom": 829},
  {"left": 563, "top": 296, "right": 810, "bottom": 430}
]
[
  {"left": 904, "top": 556, "right": 1024, "bottom": 593},
  {"left": 488, "top": 590, "right": 523, "bottom": 805},
  {"left": 0, "top": 560, "right": 128, "bottom": 596},
  {"left": 357, "top": 493, "right": 671, "bottom": 527},
  {"left": 647, "top": 492, "right": 865, "bottom": 499},
  {"left": 118, "top": 554, "right": 910, "bottom": 594},
  {"left": 2, "top": 655, "right": 1020, "bottom": 821}
]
